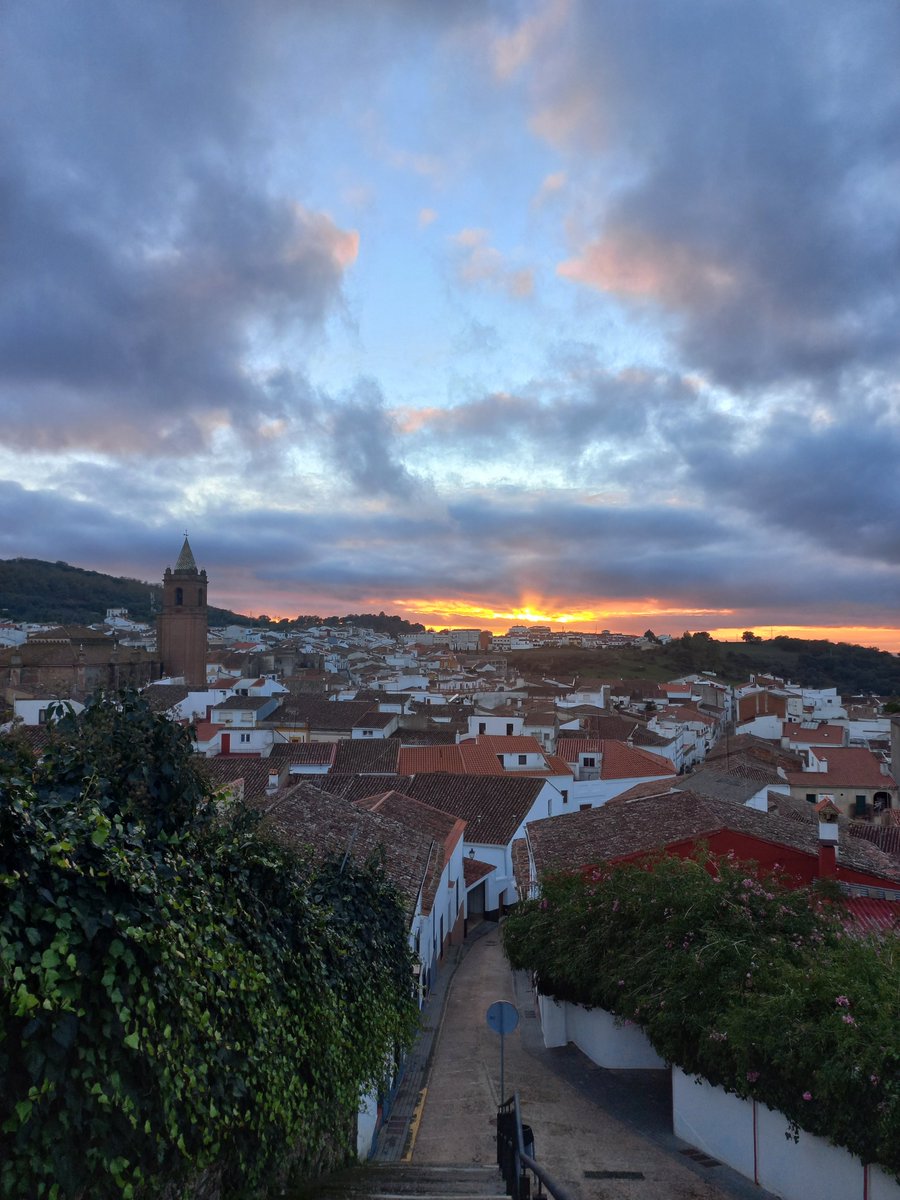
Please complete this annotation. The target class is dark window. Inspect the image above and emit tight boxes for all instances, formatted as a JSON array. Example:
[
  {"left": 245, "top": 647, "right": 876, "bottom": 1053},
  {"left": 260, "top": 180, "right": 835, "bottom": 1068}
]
[
  {"left": 506, "top": 723, "right": 514, "bottom": 735},
  {"left": 805, "top": 793, "right": 816, "bottom": 803},
  {"left": 198, "top": 588, "right": 203, "bottom": 605},
  {"left": 518, "top": 754, "right": 527, "bottom": 765},
  {"left": 584, "top": 756, "right": 596, "bottom": 768},
  {"left": 175, "top": 587, "right": 183, "bottom": 606},
  {"left": 478, "top": 722, "right": 486, "bottom": 734},
  {"left": 854, "top": 795, "right": 867, "bottom": 816},
  {"left": 560, "top": 789, "right": 568, "bottom": 803}
]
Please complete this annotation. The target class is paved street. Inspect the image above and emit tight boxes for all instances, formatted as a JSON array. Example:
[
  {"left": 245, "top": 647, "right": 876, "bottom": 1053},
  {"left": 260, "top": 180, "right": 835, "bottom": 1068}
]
[{"left": 405, "top": 925, "right": 777, "bottom": 1200}]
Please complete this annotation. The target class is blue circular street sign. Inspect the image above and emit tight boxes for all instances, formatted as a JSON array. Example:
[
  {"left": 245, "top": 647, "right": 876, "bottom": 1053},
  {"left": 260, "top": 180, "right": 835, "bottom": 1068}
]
[{"left": 486, "top": 1000, "right": 519, "bottom": 1035}]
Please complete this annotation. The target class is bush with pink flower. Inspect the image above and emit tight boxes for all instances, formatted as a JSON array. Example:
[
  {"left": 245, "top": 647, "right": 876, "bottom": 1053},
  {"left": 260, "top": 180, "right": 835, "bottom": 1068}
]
[{"left": 502, "top": 850, "right": 899, "bottom": 1178}]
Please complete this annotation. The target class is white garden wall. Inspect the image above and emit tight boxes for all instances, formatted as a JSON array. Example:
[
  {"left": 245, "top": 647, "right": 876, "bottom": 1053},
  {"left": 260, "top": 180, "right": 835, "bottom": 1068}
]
[
  {"left": 537, "top": 995, "right": 665, "bottom": 1068},
  {"left": 672, "top": 1068, "right": 900, "bottom": 1200}
]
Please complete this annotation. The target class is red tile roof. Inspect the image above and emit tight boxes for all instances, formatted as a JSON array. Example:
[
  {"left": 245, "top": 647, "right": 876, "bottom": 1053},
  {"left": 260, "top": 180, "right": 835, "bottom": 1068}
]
[
  {"left": 527, "top": 791, "right": 900, "bottom": 885},
  {"left": 786, "top": 748, "right": 895, "bottom": 790},
  {"left": 782, "top": 723, "right": 846, "bottom": 745}
]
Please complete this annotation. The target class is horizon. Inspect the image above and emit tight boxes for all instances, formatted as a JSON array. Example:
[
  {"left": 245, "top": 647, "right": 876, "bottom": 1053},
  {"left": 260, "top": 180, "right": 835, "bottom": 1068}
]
[{"left": 3, "top": 3, "right": 899, "bottom": 655}]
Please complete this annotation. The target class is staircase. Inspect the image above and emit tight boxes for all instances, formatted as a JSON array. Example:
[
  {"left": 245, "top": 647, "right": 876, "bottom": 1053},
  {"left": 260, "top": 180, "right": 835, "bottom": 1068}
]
[{"left": 292, "top": 1162, "right": 510, "bottom": 1200}]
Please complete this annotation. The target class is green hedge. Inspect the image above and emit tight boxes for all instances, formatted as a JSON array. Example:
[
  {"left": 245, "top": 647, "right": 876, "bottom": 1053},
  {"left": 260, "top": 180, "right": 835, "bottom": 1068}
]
[
  {"left": 502, "top": 853, "right": 900, "bottom": 1176},
  {"left": 0, "top": 692, "right": 417, "bottom": 1198}
]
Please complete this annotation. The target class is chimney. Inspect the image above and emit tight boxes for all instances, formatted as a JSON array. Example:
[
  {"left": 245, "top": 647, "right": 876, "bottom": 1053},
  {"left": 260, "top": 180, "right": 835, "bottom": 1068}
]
[{"left": 814, "top": 796, "right": 840, "bottom": 879}]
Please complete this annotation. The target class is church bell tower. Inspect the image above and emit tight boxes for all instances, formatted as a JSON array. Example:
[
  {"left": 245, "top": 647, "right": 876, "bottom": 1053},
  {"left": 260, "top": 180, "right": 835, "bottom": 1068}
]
[{"left": 157, "top": 535, "right": 208, "bottom": 687}]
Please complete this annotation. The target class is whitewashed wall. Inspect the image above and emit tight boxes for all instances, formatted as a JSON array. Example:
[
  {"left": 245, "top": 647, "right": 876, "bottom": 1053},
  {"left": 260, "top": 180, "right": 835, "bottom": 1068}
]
[
  {"left": 672, "top": 1068, "right": 900, "bottom": 1200},
  {"left": 537, "top": 996, "right": 665, "bottom": 1068}
]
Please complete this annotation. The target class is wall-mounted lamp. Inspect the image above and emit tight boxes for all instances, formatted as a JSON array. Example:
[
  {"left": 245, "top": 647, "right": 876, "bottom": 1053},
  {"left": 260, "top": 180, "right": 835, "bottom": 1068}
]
[{"left": 468, "top": 848, "right": 475, "bottom": 859}]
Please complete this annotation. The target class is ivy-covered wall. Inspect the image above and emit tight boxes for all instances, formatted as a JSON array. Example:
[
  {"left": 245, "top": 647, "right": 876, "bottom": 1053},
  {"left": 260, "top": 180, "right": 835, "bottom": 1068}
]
[
  {"left": 0, "top": 692, "right": 418, "bottom": 1199},
  {"left": 502, "top": 853, "right": 900, "bottom": 1179}
]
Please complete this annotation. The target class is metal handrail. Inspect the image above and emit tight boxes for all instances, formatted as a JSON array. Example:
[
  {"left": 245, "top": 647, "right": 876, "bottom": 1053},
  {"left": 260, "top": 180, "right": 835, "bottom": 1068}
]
[{"left": 497, "top": 1092, "right": 577, "bottom": 1200}]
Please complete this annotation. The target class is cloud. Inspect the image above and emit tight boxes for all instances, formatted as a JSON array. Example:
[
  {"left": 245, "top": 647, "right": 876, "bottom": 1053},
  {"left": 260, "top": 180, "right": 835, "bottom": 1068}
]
[
  {"left": 519, "top": 0, "right": 900, "bottom": 388},
  {"left": 418, "top": 208, "right": 439, "bottom": 228},
  {"left": 450, "top": 229, "right": 534, "bottom": 298}
]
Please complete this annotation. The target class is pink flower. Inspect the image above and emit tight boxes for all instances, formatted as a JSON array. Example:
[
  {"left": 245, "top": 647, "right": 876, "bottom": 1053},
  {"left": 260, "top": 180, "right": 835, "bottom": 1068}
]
[
  {"left": 835, "top": 995, "right": 850, "bottom": 1007},
  {"left": 617, "top": 979, "right": 625, "bottom": 986},
  {"left": 870, "top": 1074, "right": 880, "bottom": 1086},
  {"left": 746, "top": 1070, "right": 760, "bottom": 1083},
  {"left": 802, "top": 1091, "right": 813, "bottom": 1101},
  {"left": 612, "top": 899, "right": 620, "bottom": 912},
  {"left": 842, "top": 1014, "right": 856, "bottom": 1025}
]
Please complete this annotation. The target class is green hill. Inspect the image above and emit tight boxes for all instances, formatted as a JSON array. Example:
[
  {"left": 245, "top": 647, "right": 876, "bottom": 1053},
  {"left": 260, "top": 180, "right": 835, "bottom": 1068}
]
[
  {"left": 506, "top": 632, "right": 900, "bottom": 697},
  {"left": 0, "top": 558, "right": 250, "bottom": 627}
]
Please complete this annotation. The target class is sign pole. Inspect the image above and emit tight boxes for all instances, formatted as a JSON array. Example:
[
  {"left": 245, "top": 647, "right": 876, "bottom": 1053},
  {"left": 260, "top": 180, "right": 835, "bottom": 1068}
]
[{"left": 486, "top": 1000, "right": 519, "bottom": 1103}]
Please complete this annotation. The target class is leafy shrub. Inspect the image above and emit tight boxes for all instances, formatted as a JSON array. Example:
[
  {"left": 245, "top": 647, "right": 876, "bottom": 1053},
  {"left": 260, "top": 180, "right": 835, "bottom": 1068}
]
[
  {"left": 503, "top": 852, "right": 900, "bottom": 1176},
  {"left": 0, "top": 691, "right": 417, "bottom": 1198}
]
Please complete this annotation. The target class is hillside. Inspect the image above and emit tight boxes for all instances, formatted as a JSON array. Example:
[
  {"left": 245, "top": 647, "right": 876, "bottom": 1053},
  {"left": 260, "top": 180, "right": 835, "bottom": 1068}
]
[
  {"left": 506, "top": 632, "right": 900, "bottom": 697},
  {"left": 0, "top": 558, "right": 250, "bottom": 627}
]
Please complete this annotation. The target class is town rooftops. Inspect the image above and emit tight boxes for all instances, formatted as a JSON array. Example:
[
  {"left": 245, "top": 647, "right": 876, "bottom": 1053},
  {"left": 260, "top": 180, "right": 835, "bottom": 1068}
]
[
  {"left": 786, "top": 747, "right": 895, "bottom": 790},
  {"left": 262, "top": 781, "right": 437, "bottom": 919},
  {"left": 556, "top": 738, "right": 676, "bottom": 779},
  {"left": 526, "top": 790, "right": 900, "bottom": 885}
]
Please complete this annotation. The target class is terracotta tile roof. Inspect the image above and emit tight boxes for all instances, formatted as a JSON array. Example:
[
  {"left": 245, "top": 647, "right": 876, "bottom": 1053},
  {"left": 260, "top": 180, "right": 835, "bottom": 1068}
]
[
  {"left": 783, "top": 723, "right": 846, "bottom": 745},
  {"left": 272, "top": 697, "right": 376, "bottom": 732},
  {"left": 458, "top": 741, "right": 513, "bottom": 774},
  {"left": 672, "top": 768, "right": 770, "bottom": 806},
  {"left": 142, "top": 684, "right": 193, "bottom": 712},
  {"left": 354, "top": 789, "right": 463, "bottom": 848},
  {"left": 600, "top": 742, "right": 676, "bottom": 779},
  {"left": 706, "top": 734, "right": 803, "bottom": 773},
  {"left": 463, "top": 856, "right": 496, "bottom": 886},
  {"left": 196, "top": 757, "right": 273, "bottom": 804},
  {"left": 786, "top": 748, "right": 895, "bottom": 790},
  {"left": 332, "top": 738, "right": 401, "bottom": 774},
  {"left": 558, "top": 737, "right": 674, "bottom": 777},
  {"left": 467, "top": 735, "right": 545, "bottom": 753},
  {"left": 212, "top": 695, "right": 272, "bottom": 712},
  {"left": 400, "top": 774, "right": 545, "bottom": 847},
  {"left": 392, "top": 728, "right": 460, "bottom": 746},
  {"left": 261, "top": 781, "right": 436, "bottom": 918},
  {"left": 1, "top": 726, "right": 51, "bottom": 753},
  {"left": 849, "top": 822, "right": 900, "bottom": 859},
  {"left": 193, "top": 721, "right": 225, "bottom": 741},
  {"left": 526, "top": 790, "right": 900, "bottom": 885},
  {"left": 267, "top": 742, "right": 336, "bottom": 765},
  {"left": 312, "top": 773, "right": 410, "bottom": 801},
  {"left": 354, "top": 711, "right": 396, "bottom": 729}
]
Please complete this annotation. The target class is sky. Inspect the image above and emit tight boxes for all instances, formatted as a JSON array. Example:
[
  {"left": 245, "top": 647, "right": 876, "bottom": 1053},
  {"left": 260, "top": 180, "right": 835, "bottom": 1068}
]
[{"left": 3, "top": 1, "right": 900, "bottom": 647}]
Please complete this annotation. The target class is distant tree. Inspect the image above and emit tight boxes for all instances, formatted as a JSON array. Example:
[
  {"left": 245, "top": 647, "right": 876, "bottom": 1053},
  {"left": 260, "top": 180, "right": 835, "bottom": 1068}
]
[
  {"left": 643, "top": 629, "right": 658, "bottom": 642},
  {"left": 742, "top": 630, "right": 761, "bottom": 643}
]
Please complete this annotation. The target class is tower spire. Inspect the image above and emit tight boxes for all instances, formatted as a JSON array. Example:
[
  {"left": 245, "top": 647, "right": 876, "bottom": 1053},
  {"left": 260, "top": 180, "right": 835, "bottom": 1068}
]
[{"left": 175, "top": 534, "right": 197, "bottom": 573}]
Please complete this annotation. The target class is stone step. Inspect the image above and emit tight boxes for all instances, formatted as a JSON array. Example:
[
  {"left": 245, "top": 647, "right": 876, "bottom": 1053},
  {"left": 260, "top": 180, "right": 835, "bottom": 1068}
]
[{"left": 297, "top": 1163, "right": 508, "bottom": 1200}]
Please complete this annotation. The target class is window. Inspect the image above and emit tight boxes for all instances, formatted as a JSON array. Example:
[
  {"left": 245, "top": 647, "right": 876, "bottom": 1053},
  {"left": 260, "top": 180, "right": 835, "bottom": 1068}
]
[
  {"left": 805, "top": 793, "right": 816, "bottom": 803},
  {"left": 175, "top": 587, "right": 183, "bottom": 606},
  {"left": 560, "top": 789, "right": 568, "bottom": 803},
  {"left": 239, "top": 733, "right": 251, "bottom": 744},
  {"left": 518, "top": 754, "right": 527, "bottom": 765},
  {"left": 362, "top": 729, "right": 373, "bottom": 737},
  {"left": 583, "top": 756, "right": 596, "bottom": 768},
  {"left": 580, "top": 803, "right": 592, "bottom": 811},
  {"left": 197, "top": 588, "right": 203, "bottom": 605},
  {"left": 854, "top": 795, "right": 867, "bottom": 816},
  {"left": 478, "top": 722, "right": 486, "bottom": 734},
  {"left": 506, "top": 723, "right": 514, "bottom": 735}
]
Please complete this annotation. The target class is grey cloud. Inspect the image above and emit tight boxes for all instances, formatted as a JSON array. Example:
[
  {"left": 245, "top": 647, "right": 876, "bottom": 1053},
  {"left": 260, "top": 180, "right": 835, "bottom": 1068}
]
[{"left": 545, "top": 0, "right": 900, "bottom": 389}]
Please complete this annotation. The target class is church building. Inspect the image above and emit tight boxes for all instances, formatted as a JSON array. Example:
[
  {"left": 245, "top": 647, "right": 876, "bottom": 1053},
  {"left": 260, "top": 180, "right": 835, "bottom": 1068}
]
[{"left": 157, "top": 536, "right": 208, "bottom": 688}]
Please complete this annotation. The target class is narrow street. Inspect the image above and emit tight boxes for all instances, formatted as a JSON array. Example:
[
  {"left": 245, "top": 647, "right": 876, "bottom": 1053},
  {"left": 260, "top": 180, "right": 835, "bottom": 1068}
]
[{"left": 410, "top": 926, "right": 775, "bottom": 1200}]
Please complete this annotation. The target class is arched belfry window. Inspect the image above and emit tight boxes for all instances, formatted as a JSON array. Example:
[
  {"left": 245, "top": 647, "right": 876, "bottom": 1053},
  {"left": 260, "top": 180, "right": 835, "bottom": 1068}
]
[
  {"left": 175, "top": 587, "right": 183, "bottom": 606},
  {"left": 198, "top": 588, "right": 203, "bottom": 606}
]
